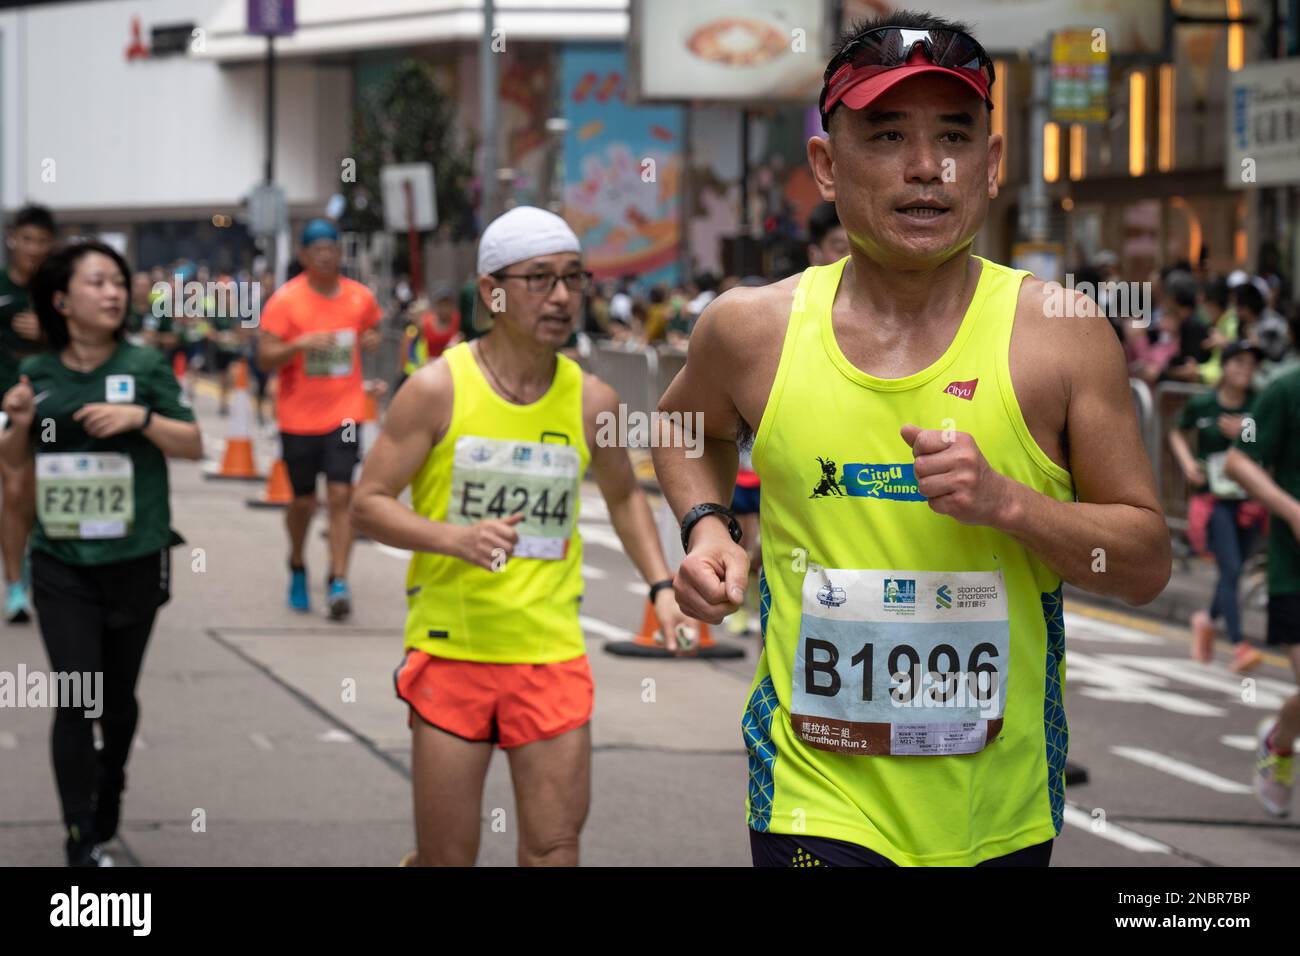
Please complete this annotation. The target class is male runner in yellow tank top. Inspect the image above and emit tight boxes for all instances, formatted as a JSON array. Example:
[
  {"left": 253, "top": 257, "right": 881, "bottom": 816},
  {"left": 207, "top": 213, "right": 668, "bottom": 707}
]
[
  {"left": 352, "top": 206, "right": 691, "bottom": 866},
  {"left": 653, "top": 11, "right": 1172, "bottom": 867}
]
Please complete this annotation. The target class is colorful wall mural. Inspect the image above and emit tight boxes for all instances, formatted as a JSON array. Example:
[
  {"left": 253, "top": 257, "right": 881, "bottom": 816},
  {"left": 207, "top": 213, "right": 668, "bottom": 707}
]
[{"left": 561, "top": 44, "right": 683, "bottom": 285}]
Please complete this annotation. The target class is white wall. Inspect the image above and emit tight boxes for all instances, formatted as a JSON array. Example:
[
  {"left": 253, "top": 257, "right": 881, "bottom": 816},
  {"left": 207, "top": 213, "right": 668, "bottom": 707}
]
[{"left": 2, "top": 0, "right": 351, "bottom": 217}]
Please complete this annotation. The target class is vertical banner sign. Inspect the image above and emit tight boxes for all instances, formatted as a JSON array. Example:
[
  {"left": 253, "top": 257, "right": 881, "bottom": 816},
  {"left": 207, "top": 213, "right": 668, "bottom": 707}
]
[
  {"left": 1050, "top": 28, "right": 1109, "bottom": 124},
  {"left": 1225, "top": 58, "right": 1300, "bottom": 189},
  {"left": 248, "top": 0, "right": 296, "bottom": 36},
  {"left": 561, "top": 44, "right": 683, "bottom": 285}
]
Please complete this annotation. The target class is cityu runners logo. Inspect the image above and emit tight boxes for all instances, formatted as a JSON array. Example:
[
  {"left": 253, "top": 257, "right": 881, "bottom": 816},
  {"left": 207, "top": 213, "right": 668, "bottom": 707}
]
[{"left": 944, "top": 378, "right": 978, "bottom": 400}]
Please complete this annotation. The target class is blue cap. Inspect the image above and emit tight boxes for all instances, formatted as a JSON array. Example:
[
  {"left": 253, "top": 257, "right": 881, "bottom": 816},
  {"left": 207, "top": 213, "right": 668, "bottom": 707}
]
[{"left": 301, "top": 218, "right": 339, "bottom": 247}]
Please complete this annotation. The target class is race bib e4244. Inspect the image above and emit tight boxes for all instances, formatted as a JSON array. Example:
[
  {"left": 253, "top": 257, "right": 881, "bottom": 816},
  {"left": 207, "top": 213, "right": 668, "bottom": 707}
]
[
  {"left": 790, "top": 568, "right": 1010, "bottom": 756},
  {"left": 447, "top": 436, "right": 580, "bottom": 561}
]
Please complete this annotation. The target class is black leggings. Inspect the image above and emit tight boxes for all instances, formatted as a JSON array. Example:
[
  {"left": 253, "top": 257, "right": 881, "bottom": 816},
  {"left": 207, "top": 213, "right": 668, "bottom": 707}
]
[{"left": 31, "top": 549, "right": 168, "bottom": 836}]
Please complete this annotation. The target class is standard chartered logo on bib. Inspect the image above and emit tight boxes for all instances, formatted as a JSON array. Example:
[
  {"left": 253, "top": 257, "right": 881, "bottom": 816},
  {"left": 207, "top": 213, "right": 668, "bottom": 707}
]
[{"left": 791, "top": 568, "right": 1010, "bottom": 756}]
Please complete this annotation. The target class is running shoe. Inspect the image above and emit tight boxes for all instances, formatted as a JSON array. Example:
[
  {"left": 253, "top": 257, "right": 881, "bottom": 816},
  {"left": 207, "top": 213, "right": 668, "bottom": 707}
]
[
  {"left": 1254, "top": 718, "right": 1294, "bottom": 817},
  {"left": 6, "top": 581, "right": 30, "bottom": 624},
  {"left": 66, "top": 826, "right": 115, "bottom": 868},
  {"left": 327, "top": 577, "right": 351, "bottom": 621},
  {"left": 724, "top": 607, "right": 751, "bottom": 636},
  {"left": 288, "top": 566, "right": 309, "bottom": 613},
  {"left": 1190, "top": 610, "right": 1214, "bottom": 663},
  {"left": 1230, "top": 642, "right": 1263, "bottom": 674}
]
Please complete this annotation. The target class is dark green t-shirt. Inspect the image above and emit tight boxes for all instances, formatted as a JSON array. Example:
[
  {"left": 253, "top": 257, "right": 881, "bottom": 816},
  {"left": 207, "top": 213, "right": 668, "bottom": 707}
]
[
  {"left": 1236, "top": 368, "right": 1300, "bottom": 595},
  {"left": 20, "top": 343, "right": 195, "bottom": 567},
  {"left": 1177, "top": 388, "right": 1256, "bottom": 499},
  {"left": 0, "top": 270, "right": 44, "bottom": 390}
]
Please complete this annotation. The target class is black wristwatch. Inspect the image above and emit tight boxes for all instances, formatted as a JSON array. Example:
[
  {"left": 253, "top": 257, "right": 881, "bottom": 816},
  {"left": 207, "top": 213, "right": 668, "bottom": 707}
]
[
  {"left": 648, "top": 579, "right": 674, "bottom": 603},
  {"left": 139, "top": 405, "right": 153, "bottom": 431},
  {"left": 680, "top": 502, "right": 743, "bottom": 553}
]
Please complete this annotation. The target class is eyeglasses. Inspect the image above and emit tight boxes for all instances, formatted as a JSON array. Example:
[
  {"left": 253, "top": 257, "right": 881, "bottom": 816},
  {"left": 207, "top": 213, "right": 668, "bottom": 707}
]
[
  {"left": 820, "top": 26, "right": 996, "bottom": 128},
  {"left": 495, "top": 270, "right": 593, "bottom": 295}
]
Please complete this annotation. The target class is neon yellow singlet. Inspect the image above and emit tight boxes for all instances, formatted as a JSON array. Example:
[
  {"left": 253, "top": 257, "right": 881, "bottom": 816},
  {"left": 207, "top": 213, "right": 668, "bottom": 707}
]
[
  {"left": 746, "top": 256, "right": 1075, "bottom": 866},
  {"left": 404, "top": 342, "right": 590, "bottom": 663}
]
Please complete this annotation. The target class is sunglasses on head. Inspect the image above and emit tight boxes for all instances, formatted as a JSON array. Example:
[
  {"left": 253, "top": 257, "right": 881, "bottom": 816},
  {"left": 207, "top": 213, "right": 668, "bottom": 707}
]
[{"left": 820, "top": 26, "right": 996, "bottom": 128}]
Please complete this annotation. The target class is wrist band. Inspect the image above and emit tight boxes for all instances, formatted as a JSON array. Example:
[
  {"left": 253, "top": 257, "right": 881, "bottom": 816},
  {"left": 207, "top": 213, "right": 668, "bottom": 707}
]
[
  {"left": 648, "top": 578, "right": 674, "bottom": 603},
  {"left": 680, "top": 502, "right": 743, "bottom": 554},
  {"left": 140, "top": 405, "right": 153, "bottom": 430}
]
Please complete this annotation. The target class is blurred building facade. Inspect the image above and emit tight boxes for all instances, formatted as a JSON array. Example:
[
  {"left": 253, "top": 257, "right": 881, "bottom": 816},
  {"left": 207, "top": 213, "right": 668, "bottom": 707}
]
[{"left": 0, "top": 0, "right": 1294, "bottom": 292}]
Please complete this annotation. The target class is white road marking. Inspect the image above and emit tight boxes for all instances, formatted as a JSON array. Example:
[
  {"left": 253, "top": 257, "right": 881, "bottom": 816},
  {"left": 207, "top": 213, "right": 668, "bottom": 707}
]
[
  {"left": 625, "top": 581, "right": 646, "bottom": 597},
  {"left": 1112, "top": 655, "right": 1295, "bottom": 711},
  {"left": 317, "top": 728, "right": 354, "bottom": 744},
  {"left": 1220, "top": 734, "right": 1257, "bottom": 752},
  {"left": 583, "top": 564, "right": 609, "bottom": 580},
  {"left": 0, "top": 731, "right": 16, "bottom": 750},
  {"left": 1110, "top": 746, "right": 1253, "bottom": 794},
  {"left": 1062, "top": 804, "right": 1172, "bottom": 854},
  {"left": 579, "top": 615, "right": 634, "bottom": 641},
  {"left": 248, "top": 732, "right": 274, "bottom": 751},
  {"left": 376, "top": 543, "right": 412, "bottom": 560},
  {"left": 577, "top": 522, "right": 624, "bottom": 552},
  {"left": 580, "top": 496, "right": 609, "bottom": 521},
  {"left": 1063, "top": 612, "right": 1164, "bottom": 645},
  {"left": 1067, "top": 650, "right": 1226, "bottom": 716}
]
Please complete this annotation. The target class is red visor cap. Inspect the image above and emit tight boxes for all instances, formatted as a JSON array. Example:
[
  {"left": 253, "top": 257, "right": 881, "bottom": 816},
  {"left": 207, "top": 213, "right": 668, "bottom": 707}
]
[{"left": 825, "top": 54, "right": 992, "bottom": 119}]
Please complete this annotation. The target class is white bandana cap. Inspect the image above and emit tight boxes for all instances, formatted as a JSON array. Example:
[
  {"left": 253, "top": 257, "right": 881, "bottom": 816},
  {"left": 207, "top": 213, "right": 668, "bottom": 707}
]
[{"left": 477, "top": 206, "right": 581, "bottom": 275}]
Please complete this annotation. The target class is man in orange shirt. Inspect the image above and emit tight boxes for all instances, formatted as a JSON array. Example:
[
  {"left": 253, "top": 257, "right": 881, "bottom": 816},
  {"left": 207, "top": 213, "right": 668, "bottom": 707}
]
[{"left": 257, "top": 219, "right": 382, "bottom": 619}]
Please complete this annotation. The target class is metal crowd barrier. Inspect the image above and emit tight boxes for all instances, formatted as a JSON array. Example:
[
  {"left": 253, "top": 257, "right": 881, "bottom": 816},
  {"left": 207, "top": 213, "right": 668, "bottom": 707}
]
[
  {"left": 1151, "top": 380, "right": 1211, "bottom": 533},
  {"left": 581, "top": 342, "right": 691, "bottom": 448},
  {"left": 1128, "top": 377, "right": 1213, "bottom": 532}
]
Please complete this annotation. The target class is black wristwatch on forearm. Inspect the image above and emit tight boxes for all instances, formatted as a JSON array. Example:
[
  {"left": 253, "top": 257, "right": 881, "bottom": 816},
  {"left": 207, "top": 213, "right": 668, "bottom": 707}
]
[
  {"left": 680, "top": 502, "right": 743, "bottom": 553},
  {"left": 648, "top": 579, "right": 674, "bottom": 603}
]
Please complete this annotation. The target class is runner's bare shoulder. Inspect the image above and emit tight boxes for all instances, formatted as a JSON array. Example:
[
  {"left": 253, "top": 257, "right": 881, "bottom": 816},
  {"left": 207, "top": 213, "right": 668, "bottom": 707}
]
[
  {"left": 391, "top": 355, "right": 454, "bottom": 444},
  {"left": 1011, "top": 273, "right": 1121, "bottom": 442},
  {"left": 688, "top": 274, "right": 799, "bottom": 372}
]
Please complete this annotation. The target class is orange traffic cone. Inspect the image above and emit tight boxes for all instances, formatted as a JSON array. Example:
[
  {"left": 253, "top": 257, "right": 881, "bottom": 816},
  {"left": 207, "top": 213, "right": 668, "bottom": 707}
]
[
  {"left": 246, "top": 458, "right": 294, "bottom": 509},
  {"left": 602, "top": 599, "right": 742, "bottom": 659},
  {"left": 631, "top": 600, "right": 716, "bottom": 651},
  {"left": 205, "top": 359, "right": 262, "bottom": 481}
]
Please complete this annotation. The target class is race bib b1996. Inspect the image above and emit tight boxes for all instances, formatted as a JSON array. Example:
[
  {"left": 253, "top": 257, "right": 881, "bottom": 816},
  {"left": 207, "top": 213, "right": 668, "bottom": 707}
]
[{"left": 791, "top": 568, "right": 1010, "bottom": 756}]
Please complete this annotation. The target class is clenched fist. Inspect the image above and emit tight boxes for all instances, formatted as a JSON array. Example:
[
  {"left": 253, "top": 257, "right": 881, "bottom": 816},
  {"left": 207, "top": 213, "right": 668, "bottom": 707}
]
[
  {"left": 454, "top": 512, "right": 523, "bottom": 571},
  {"left": 901, "top": 423, "right": 1013, "bottom": 528},
  {"left": 673, "top": 518, "right": 749, "bottom": 625}
]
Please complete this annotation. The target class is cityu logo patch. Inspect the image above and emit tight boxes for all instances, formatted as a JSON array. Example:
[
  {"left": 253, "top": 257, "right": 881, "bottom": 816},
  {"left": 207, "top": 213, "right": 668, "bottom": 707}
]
[{"left": 944, "top": 378, "right": 978, "bottom": 401}]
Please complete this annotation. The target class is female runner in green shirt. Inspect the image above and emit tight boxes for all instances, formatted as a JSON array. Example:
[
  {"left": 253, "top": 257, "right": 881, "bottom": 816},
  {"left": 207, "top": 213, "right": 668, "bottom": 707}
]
[{"left": 0, "top": 241, "right": 202, "bottom": 866}]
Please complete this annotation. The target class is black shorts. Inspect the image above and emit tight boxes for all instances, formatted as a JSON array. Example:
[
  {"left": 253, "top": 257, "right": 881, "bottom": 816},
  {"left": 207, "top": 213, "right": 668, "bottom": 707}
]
[
  {"left": 31, "top": 547, "right": 172, "bottom": 628},
  {"left": 214, "top": 348, "right": 241, "bottom": 372},
  {"left": 731, "top": 483, "right": 761, "bottom": 515},
  {"left": 280, "top": 427, "right": 359, "bottom": 496},
  {"left": 1267, "top": 593, "right": 1300, "bottom": 647},
  {"left": 749, "top": 830, "right": 1054, "bottom": 868}
]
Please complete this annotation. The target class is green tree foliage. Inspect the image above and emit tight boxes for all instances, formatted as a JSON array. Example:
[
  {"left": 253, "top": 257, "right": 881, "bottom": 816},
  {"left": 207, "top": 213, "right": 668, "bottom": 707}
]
[{"left": 344, "top": 59, "right": 476, "bottom": 238}]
